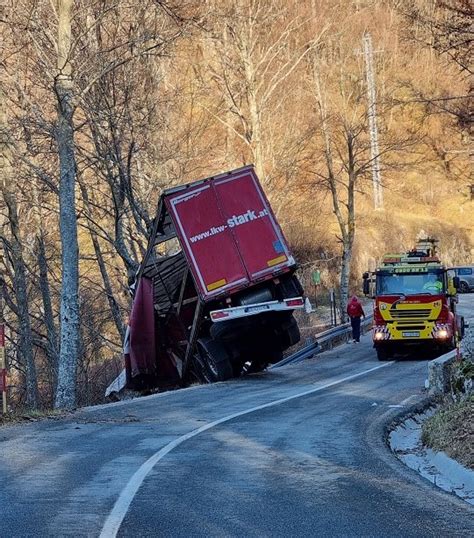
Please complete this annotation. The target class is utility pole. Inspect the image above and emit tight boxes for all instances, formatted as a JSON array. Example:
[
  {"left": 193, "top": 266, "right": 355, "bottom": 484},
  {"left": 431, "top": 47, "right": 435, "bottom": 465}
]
[{"left": 363, "top": 33, "right": 384, "bottom": 210}]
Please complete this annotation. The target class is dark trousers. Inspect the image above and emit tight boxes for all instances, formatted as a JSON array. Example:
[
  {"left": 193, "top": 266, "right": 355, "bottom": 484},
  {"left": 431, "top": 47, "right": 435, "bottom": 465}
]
[{"left": 350, "top": 317, "right": 361, "bottom": 342}]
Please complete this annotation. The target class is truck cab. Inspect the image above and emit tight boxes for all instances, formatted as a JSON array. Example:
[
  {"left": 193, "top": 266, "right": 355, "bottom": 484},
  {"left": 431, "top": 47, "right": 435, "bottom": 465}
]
[{"left": 363, "top": 239, "right": 463, "bottom": 360}]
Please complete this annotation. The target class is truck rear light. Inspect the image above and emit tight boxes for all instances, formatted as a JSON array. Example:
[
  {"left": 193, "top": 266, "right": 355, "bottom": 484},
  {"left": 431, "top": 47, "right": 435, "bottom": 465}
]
[
  {"left": 211, "top": 311, "right": 230, "bottom": 320},
  {"left": 285, "top": 298, "right": 304, "bottom": 307},
  {"left": 374, "top": 331, "right": 384, "bottom": 340}
]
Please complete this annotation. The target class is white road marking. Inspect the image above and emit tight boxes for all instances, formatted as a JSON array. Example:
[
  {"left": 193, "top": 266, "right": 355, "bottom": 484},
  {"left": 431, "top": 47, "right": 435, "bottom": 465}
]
[{"left": 100, "top": 361, "right": 394, "bottom": 537}]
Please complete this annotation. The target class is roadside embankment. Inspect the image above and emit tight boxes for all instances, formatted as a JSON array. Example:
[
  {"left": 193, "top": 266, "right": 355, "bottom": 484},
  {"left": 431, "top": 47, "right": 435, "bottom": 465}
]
[
  {"left": 421, "top": 395, "right": 473, "bottom": 470},
  {"left": 389, "top": 404, "right": 474, "bottom": 505},
  {"left": 390, "top": 309, "right": 474, "bottom": 504}
]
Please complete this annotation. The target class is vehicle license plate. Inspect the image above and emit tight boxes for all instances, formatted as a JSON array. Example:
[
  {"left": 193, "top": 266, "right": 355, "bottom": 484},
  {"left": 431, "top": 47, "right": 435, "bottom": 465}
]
[
  {"left": 246, "top": 305, "right": 270, "bottom": 314},
  {"left": 402, "top": 331, "right": 420, "bottom": 337}
]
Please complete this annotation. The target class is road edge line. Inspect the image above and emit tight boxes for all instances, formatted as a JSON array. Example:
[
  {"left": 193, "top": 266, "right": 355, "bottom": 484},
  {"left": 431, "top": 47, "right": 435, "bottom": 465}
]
[{"left": 100, "top": 361, "right": 394, "bottom": 537}]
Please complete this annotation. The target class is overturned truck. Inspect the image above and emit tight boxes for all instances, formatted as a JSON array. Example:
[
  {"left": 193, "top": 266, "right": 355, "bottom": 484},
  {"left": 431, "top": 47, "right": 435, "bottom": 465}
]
[{"left": 125, "top": 165, "right": 304, "bottom": 390}]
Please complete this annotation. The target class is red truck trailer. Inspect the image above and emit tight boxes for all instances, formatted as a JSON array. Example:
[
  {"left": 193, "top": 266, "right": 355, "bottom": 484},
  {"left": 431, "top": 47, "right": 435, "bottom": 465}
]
[{"left": 125, "top": 165, "right": 305, "bottom": 389}]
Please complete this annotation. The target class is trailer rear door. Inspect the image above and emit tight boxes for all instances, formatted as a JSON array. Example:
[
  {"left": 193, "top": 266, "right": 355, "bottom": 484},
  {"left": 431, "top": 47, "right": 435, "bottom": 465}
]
[
  {"left": 214, "top": 168, "right": 294, "bottom": 280},
  {"left": 166, "top": 183, "right": 249, "bottom": 299},
  {"left": 166, "top": 166, "right": 294, "bottom": 300}
]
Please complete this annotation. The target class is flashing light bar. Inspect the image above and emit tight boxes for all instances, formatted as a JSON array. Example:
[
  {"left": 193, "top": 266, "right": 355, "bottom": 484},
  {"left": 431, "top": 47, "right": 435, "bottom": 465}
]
[
  {"left": 392, "top": 267, "right": 430, "bottom": 273},
  {"left": 382, "top": 256, "right": 440, "bottom": 264}
]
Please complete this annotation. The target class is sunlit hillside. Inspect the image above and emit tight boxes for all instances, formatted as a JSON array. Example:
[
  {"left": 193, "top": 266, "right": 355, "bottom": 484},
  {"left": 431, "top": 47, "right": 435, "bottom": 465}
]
[{"left": 0, "top": 0, "right": 471, "bottom": 408}]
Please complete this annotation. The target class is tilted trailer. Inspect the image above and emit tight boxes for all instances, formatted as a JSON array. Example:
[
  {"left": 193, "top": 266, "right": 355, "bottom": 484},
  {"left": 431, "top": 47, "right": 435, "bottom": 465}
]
[{"left": 124, "top": 165, "right": 305, "bottom": 390}]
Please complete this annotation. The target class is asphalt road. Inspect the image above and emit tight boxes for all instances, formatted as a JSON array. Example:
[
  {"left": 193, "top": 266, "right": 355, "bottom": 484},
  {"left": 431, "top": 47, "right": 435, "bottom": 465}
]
[{"left": 0, "top": 296, "right": 473, "bottom": 537}]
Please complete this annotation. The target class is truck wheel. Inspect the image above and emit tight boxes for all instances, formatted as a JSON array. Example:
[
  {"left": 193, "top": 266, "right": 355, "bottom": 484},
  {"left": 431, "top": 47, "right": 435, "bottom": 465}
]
[
  {"left": 443, "top": 337, "right": 456, "bottom": 353},
  {"left": 197, "top": 338, "right": 234, "bottom": 382},
  {"left": 210, "top": 318, "right": 248, "bottom": 342},
  {"left": 376, "top": 347, "right": 391, "bottom": 361},
  {"left": 190, "top": 354, "right": 213, "bottom": 384},
  {"left": 282, "top": 316, "right": 300, "bottom": 348}
]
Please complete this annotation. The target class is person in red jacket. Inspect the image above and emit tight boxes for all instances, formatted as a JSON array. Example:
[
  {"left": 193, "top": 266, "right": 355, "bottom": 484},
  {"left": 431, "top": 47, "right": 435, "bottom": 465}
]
[{"left": 347, "top": 296, "right": 365, "bottom": 343}]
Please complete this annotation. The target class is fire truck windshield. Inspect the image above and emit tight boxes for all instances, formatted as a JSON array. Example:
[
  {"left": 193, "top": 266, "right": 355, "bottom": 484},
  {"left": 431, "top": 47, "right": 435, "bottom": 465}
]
[{"left": 376, "top": 270, "right": 445, "bottom": 295}]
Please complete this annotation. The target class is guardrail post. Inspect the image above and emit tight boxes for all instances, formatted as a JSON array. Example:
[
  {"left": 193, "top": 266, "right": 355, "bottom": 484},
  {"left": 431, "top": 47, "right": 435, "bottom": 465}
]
[{"left": 329, "top": 289, "right": 337, "bottom": 326}]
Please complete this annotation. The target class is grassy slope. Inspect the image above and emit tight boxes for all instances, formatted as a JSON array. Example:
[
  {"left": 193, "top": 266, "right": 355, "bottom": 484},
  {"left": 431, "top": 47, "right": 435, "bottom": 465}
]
[{"left": 421, "top": 395, "right": 474, "bottom": 469}]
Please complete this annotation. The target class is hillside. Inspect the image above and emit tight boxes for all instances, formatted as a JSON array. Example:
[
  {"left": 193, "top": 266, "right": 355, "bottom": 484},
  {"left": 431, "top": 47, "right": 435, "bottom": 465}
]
[{"left": 0, "top": 0, "right": 471, "bottom": 409}]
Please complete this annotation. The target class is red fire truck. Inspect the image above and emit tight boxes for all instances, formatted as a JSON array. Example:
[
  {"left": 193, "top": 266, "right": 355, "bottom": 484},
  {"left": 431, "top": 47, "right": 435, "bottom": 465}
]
[
  {"left": 124, "top": 165, "right": 304, "bottom": 389},
  {"left": 363, "top": 239, "right": 465, "bottom": 360}
]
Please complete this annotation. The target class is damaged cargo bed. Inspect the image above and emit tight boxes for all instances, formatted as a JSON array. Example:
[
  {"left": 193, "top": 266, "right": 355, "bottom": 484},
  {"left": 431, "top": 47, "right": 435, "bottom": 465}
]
[{"left": 120, "top": 165, "right": 305, "bottom": 392}]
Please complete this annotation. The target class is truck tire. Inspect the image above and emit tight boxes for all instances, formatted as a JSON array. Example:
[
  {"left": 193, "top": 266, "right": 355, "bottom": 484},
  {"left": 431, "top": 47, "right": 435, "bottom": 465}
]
[
  {"left": 280, "top": 316, "right": 300, "bottom": 348},
  {"left": 197, "top": 338, "right": 233, "bottom": 382},
  {"left": 376, "top": 347, "right": 391, "bottom": 361},
  {"left": 267, "top": 348, "right": 283, "bottom": 364},
  {"left": 210, "top": 318, "right": 249, "bottom": 342},
  {"left": 443, "top": 336, "right": 456, "bottom": 353}
]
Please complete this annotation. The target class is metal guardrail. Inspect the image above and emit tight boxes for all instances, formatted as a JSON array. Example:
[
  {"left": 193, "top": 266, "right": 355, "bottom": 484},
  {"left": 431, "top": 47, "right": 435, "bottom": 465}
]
[
  {"left": 271, "top": 315, "right": 374, "bottom": 369},
  {"left": 105, "top": 316, "right": 374, "bottom": 397}
]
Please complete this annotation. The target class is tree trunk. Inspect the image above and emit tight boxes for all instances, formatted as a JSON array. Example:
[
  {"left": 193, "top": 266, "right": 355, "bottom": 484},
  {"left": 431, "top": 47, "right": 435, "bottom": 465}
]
[
  {"left": 340, "top": 144, "right": 357, "bottom": 324},
  {"left": 37, "top": 233, "right": 59, "bottom": 391},
  {"left": 244, "top": 54, "right": 264, "bottom": 180},
  {"left": 0, "top": 88, "right": 38, "bottom": 408},
  {"left": 313, "top": 63, "right": 357, "bottom": 323},
  {"left": 339, "top": 241, "right": 352, "bottom": 324},
  {"left": 3, "top": 191, "right": 39, "bottom": 407},
  {"left": 54, "top": 0, "right": 80, "bottom": 410},
  {"left": 79, "top": 179, "right": 126, "bottom": 342}
]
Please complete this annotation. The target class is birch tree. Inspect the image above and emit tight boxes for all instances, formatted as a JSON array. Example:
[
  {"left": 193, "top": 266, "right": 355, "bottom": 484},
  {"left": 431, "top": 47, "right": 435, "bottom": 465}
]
[
  {"left": 53, "top": 0, "right": 79, "bottom": 409},
  {"left": 2, "top": 0, "right": 196, "bottom": 409},
  {"left": 202, "top": 0, "right": 324, "bottom": 183}
]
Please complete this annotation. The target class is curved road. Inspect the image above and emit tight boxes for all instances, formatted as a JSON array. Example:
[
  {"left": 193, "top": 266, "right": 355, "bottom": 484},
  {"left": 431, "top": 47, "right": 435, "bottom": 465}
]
[{"left": 1, "top": 296, "right": 473, "bottom": 537}]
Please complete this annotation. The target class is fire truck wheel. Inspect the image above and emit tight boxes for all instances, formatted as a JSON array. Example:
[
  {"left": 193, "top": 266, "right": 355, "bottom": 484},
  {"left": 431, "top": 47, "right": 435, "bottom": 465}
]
[
  {"left": 376, "top": 347, "right": 391, "bottom": 361},
  {"left": 444, "top": 337, "right": 456, "bottom": 353},
  {"left": 197, "top": 338, "right": 234, "bottom": 382}
]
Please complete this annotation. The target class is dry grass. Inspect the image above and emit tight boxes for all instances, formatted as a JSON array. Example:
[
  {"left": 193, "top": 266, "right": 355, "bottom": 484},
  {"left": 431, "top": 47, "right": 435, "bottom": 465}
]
[
  {"left": 421, "top": 395, "right": 474, "bottom": 469},
  {"left": 0, "top": 409, "right": 70, "bottom": 427}
]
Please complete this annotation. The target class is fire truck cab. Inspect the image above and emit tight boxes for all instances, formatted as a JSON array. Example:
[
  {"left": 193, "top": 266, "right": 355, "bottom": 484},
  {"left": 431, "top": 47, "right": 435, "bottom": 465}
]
[{"left": 363, "top": 238, "right": 464, "bottom": 360}]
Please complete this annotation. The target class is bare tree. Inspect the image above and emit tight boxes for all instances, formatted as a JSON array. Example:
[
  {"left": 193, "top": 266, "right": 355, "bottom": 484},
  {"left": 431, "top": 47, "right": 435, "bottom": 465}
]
[
  {"left": 53, "top": 0, "right": 80, "bottom": 408},
  {"left": 0, "top": 89, "right": 39, "bottom": 407},
  {"left": 2, "top": 0, "right": 197, "bottom": 409},
  {"left": 311, "top": 51, "right": 415, "bottom": 320},
  {"left": 402, "top": 0, "right": 472, "bottom": 127},
  {"left": 201, "top": 0, "right": 325, "bottom": 182}
]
